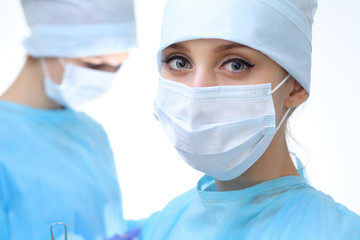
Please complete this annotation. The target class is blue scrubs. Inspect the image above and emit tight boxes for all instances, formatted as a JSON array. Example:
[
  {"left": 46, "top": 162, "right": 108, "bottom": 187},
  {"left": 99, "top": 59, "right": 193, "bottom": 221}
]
[
  {"left": 140, "top": 175, "right": 360, "bottom": 239},
  {"left": 0, "top": 101, "right": 125, "bottom": 240}
]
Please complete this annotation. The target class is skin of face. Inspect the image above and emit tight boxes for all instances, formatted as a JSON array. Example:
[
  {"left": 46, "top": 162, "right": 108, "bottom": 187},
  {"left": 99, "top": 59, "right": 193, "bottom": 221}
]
[{"left": 161, "top": 39, "right": 309, "bottom": 190}]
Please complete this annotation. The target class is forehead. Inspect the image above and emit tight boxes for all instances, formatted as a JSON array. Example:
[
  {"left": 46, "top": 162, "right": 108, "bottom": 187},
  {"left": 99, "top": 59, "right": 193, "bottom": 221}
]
[
  {"left": 162, "top": 39, "right": 267, "bottom": 59},
  {"left": 78, "top": 52, "right": 130, "bottom": 65},
  {"left": 163, "top": 39, "right": 247, "bottom": 50}
]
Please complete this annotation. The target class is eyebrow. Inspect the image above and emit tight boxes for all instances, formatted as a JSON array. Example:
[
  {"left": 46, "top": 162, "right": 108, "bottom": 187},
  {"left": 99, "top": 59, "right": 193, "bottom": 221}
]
[
  {"left": 167, "top": 42, "right": 247, "bottom": 53},
  {"left": 214, "top": 43, "right": 247, "bottom": 52},
  {"left": 166, "top": 43, "right": 190, "bottom": 52}
]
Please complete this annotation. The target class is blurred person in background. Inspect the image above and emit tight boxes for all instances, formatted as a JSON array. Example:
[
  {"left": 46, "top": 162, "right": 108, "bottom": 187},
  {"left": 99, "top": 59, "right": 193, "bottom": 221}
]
[{"left": 0, "top": 0, "right": 137, "bottom": 239}]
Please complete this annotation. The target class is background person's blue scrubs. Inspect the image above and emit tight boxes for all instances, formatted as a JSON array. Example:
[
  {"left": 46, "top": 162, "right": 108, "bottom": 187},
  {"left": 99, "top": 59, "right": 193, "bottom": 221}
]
[{"left": 0, "top": 100, "right": 126, "bottom": 240}]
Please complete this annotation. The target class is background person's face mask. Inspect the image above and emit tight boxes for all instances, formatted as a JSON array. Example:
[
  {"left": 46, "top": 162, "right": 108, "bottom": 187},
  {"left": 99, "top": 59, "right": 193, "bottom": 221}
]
[
  {"left": 40, "top": 58, "right": 117, "bottom": 111},
  {"left": 154, "top": 74, "right": 291, "bottom": 181}
]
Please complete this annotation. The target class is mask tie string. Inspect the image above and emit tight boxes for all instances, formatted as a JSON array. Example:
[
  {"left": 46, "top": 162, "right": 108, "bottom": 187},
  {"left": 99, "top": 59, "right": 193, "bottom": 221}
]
[
  {"left": 40, "top": 58, "right": 51, "bottom": 79},
  {"left": 268, "top": 74, "right": 292, "bottom": 131},
  {"left": 276, "top": 108, "right": 292, "bottom": 131},
  {"left": 269, "top": 74, "right": 291, "bottom": 95},
  {"left": 58, "top": 58, "right": 67, "bottom": 68}
]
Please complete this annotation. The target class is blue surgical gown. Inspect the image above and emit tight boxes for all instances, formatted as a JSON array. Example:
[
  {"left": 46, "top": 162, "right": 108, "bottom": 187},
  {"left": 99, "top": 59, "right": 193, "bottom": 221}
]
[
  {"left": 0, "top": 101, "right": 125, "bottom": 240},
  {"left": 140, "top": 175, "right": 360, "bottom": 239}
]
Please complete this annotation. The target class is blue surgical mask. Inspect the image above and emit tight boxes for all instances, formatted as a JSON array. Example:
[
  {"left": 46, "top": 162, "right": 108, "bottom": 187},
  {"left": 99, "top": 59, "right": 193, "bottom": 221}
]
[{"left": 154, "top": 75, "right": 291, "bottom": 181}]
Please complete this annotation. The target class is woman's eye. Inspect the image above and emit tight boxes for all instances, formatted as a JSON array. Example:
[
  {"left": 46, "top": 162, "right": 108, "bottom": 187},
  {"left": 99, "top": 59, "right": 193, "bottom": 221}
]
[
  {"left": 164, "top": 56, "right": 191, "bottom": 70},
  {"left": 222, "top": 59, "right": 254, "bottom": 72},
  {"left": 225, "top": 61, "right": 245, "bottom": 71}
]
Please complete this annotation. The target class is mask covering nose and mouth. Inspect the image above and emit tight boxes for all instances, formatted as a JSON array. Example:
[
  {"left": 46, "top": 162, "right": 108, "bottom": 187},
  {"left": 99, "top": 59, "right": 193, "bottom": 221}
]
[
  {"left": 40, "top": 58, "right": 117, "bottom": 111},
  {"left": 154, "top": 74, "right": 291, "bottom": 181}
]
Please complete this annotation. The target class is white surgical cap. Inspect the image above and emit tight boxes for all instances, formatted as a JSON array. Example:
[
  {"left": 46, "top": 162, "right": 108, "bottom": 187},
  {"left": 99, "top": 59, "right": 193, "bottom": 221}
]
[
  {"left": 159, "top": 0, "right": 318, "bottom": 93},
  {"left": 21, "top": 0, "right": 137, "bottom": 58}
]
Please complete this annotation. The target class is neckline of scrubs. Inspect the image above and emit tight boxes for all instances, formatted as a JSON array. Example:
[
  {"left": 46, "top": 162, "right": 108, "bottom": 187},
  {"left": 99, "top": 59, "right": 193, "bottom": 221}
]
[
  {"left": 197, "top": 175, "right": 311, "bottom": 202},
  {"left": 0, "top": 100, "right": 76, "bottom": 119}
]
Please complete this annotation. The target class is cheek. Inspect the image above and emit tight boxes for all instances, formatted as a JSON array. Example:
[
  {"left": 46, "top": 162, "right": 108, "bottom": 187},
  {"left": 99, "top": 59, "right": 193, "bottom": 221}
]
[
  {"left": 271, "top": 86, "right": 290, "bottom": 125},
  {"left": 67, "top": 58, "right": 85, "bottom": 67},
  {"left": 160, "top": 66, "right": 191, "bottom": 83},
  {"left": 160, "top": 66, "right": 171, "bottom": 79},
  {"left": 46, "top": 59, "right": 65, "bottom": 84}
]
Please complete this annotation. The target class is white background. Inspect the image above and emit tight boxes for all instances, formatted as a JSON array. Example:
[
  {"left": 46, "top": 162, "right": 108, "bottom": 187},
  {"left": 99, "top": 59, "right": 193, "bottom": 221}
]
[{"left": 1, "top": 0, "right": 360, "bottom": 220}]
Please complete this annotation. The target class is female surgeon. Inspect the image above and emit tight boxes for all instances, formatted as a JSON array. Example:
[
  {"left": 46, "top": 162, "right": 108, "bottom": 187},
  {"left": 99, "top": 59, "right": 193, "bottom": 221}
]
[
  {"left": 139, "top": 0, "right": 360, "bottom": 239},
  {"left": 0, "top": 0, "right": 137, "bottom": 239}
]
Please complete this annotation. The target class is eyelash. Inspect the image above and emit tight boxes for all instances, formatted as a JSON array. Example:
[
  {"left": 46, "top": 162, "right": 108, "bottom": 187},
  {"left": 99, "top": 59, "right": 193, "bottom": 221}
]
[
  {"left": 162, "top": 55, "right": 184, "bottom": 64},
  {"left": 161, "top": 55, "right": 255, "bottom": 74},
  {"left": 221, "top": 58, "right": 255, "bottom": 70},
  {"left": 161, "top": 55, "right": 191, "bottom": 70},
  {"left": 85, "top": 63, "right": 122, "bottom": 72}
]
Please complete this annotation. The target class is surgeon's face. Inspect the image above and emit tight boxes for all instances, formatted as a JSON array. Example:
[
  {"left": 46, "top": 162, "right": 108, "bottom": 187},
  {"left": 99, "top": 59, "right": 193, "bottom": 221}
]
[
  {"left": 45, "top": 52, "right": 130, "bottom": 84},
  {"left": 160, "top": 39, "right": 306, "bottom": 125},
  {"left": 69, "top": 52, "right": 130, "bottom": 73}
]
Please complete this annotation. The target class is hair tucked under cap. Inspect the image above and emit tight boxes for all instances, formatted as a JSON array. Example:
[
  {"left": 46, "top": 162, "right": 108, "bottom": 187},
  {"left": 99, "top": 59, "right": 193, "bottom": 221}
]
[
  {"left": 159, "top": 0, "right": 318, "bottom": 93},
  {"left": 21, "top": 0, "right": 137, "bottom": 58}
]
